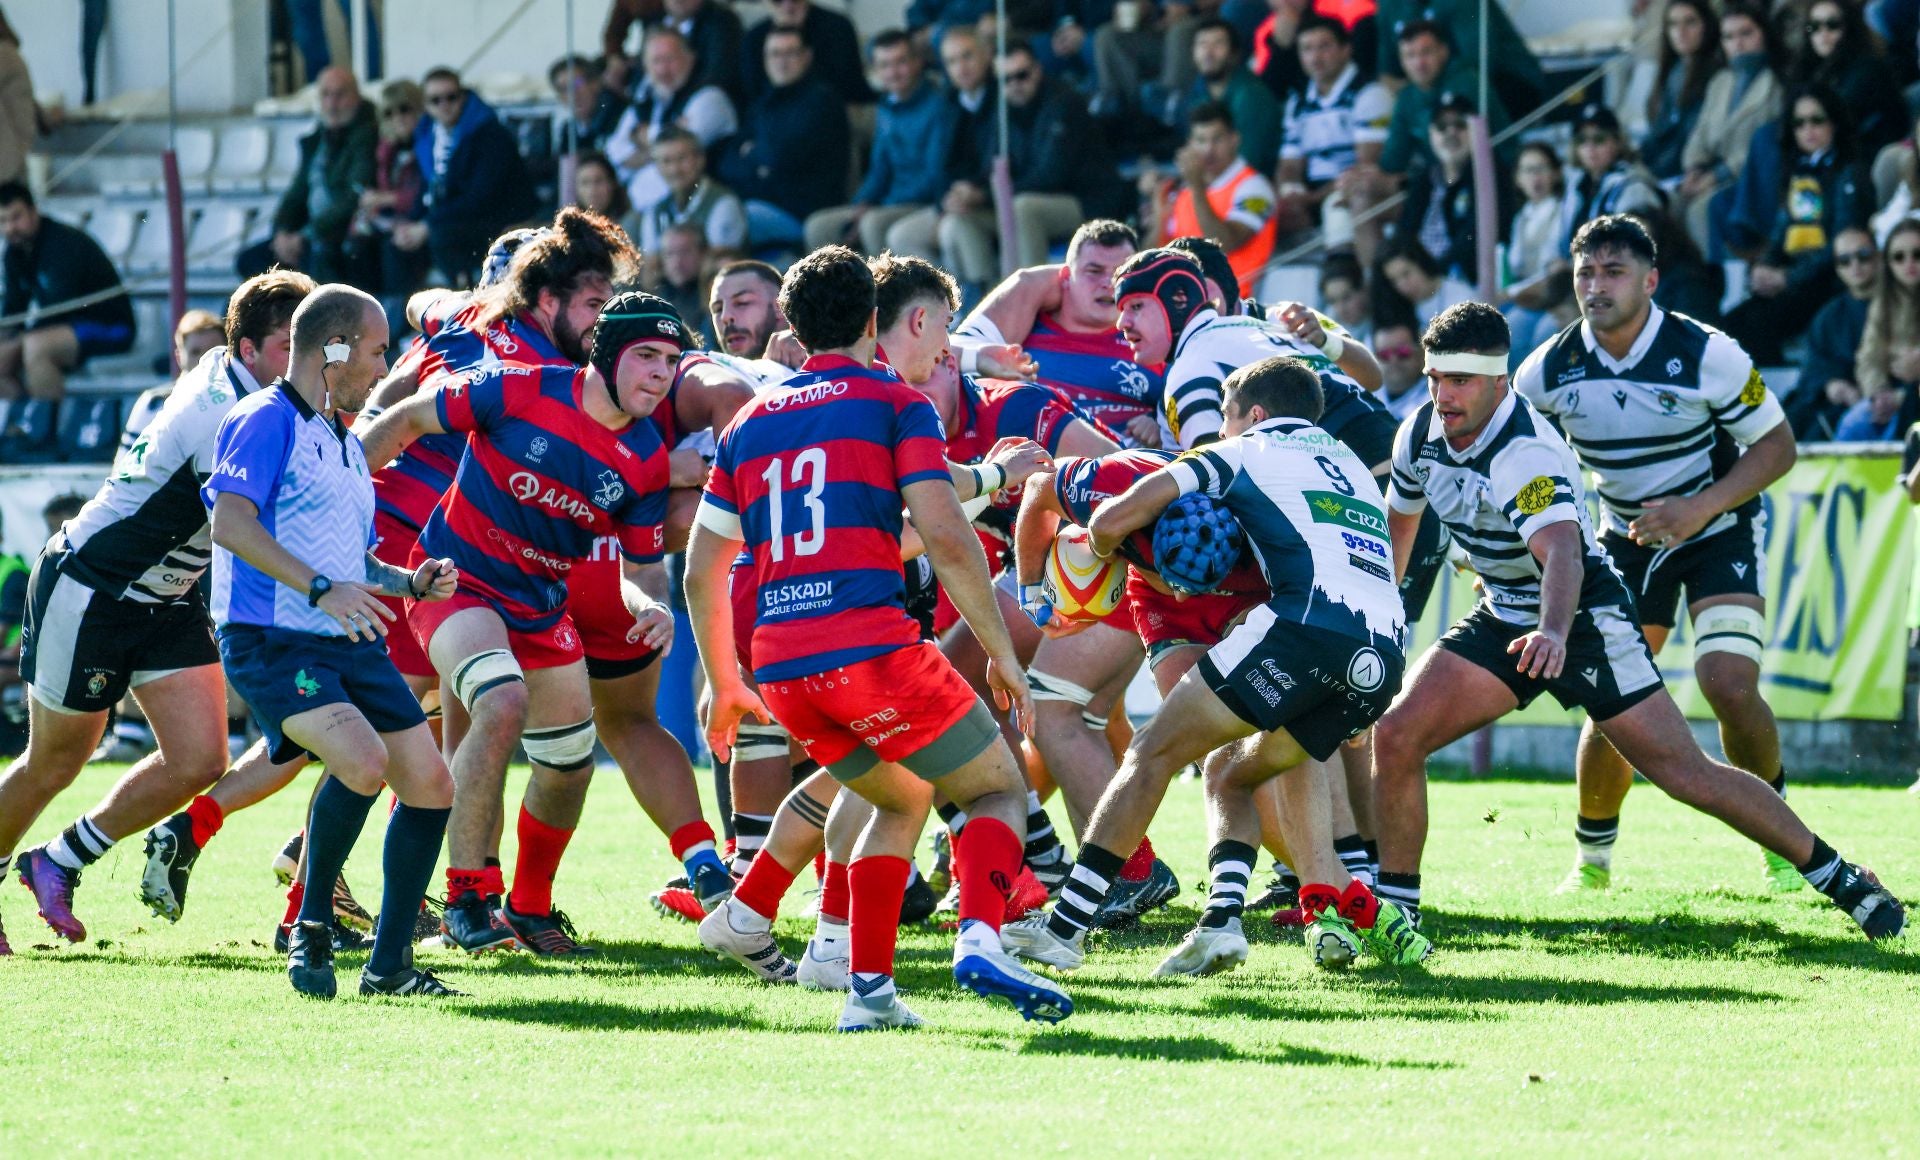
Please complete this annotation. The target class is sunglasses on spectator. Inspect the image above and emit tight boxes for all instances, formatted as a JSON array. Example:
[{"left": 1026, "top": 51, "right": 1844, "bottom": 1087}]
[
  {"left": 1377, "top": 344, "right": 1417, "bottom": 360},
  {"left": 1836, "top": 249, "right": 1876, "bottom": 266},
  {"left": 1003, "top": 68, "right": 1037, "bottom": 82},
  {"left": 1793, "top": 113, "right": 1830, "bottom": 127},
  {"left": 1806, "top": 16, "right": 1844, "bottom": 32},
  {"left": 426, "top": 92, "right": 460, "bottom": 106}
]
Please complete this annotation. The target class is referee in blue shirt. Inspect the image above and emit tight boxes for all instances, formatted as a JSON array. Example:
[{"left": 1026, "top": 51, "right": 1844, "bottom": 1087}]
[{"left": 204, "top": 284, "right": 465, "bottom": 999}]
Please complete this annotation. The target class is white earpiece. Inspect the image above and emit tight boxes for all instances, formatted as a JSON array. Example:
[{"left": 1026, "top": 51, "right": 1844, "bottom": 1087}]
[{"left": 323, "top": 341, "right": 350, "bottom": 365}]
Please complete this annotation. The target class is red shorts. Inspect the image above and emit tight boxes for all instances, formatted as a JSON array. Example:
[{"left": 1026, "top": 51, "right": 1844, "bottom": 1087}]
[
  {"left": 1126, "top": 570, "right": 1264, "bottom": 660},
  {"left": 406, "top": 543, "right": 584, "bottom": 671},
  {"left": 759, "top": 643, "right": 980, "bottom": 774},
  {"left": 570, "top": 544, "right": 660, "bottom": 680},
  {"left": 373, "top": 511, "right": 434, "bottom": 678}
]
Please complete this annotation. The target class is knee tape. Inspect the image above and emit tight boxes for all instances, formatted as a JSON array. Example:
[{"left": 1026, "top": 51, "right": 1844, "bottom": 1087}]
[
  {"left": 523, "top": 718, "right": 597, "bottom": 772},
  {"left": 450, "top": 648, "right": 524, "bottom": 710},
  {"left": 734, "top": 719, "right": 791, "bottom": 763},
  {"left": 1027, "top": 668, "right": 1096, "bottom": 707},
  {"left": 1693, "top": 605, "right": 1766, "bottom": 663}
]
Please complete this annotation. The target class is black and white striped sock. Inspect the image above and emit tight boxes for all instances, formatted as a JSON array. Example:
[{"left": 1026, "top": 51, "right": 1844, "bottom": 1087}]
[
  {"left": 1375, "top": 871, "right": 1421, "bottom": 922},
  {"left": 46, "top": 818, "right": 112, "bottom": 871},
  {"left": 1334, "top": 833, "right": 1371, "bottom": 885},
  {"left": 1200, "top": 840, "right": 1256, "bottom": 927},
  {"left": 1023, "top": 791, "right": 1060, "bottom": 861},
  {"left": 1798, "top": 835, "right": 1843, "bottom": 894},
  {"left": 1046, "top": 843, "right": 1124, "bottom": 940},
  {"left": 936, "top": 801, "right": 967, "bottom": 837},
  {"left": 731, "top": 813, "right": 773, "bottom": 871},
  {"left": 1575, "top": 814, "right": 1619, "bottom": 868}
]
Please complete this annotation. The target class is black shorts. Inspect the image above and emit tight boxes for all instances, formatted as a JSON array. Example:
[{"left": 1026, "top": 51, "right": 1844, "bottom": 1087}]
[
  {"left": 19, "top": 549, "right": 219, "bottom": 714},
  {"left": 1399, "top": 507, "right": 1451, "bottom": 622},
  {"left": 219, "top": 625, "right": 428, "bottom": 763},
  {"left": 1600, "top": 513, "right": 1765, "bottom": 629},
  {"left": 1331, "top": 407, "right": 1399, "bottom": 473},
  {"left": 1436, "top": 602, "right": 1662, "bottom": 722},
  {"left": 583, "top": 649, "right": 661, "bottom": 682},
  {"left": 1197, "top": 606, "right": 1405, "bottom": 761}
]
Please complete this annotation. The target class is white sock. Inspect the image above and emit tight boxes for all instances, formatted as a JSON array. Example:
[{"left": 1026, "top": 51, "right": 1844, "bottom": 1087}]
[
  {"left": 726, "top": 898, "right": 771, "bottom": 934},
  {"left": 954, "top": 916, "right": 1002, "bottom": 958},
  {"left": 813, "top": 917, "right": 848, "bottom": 949}
]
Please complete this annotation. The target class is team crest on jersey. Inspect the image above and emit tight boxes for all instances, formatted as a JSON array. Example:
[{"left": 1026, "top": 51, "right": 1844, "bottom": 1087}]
[
  {"left": 1665, "top": 357, "right": 1683, "bottom": 377},
  {"left": 1740, "top": 367, "right": 1767, "bottom": 407},
  {"left": 1112, "top": 360, "right": 1153, "bottom": 397},
  {"left": 593, "top": 470, "right": 625, "bottom": 508},
  {"left": 528, "top": 436, "right": 549, "bottom": 461},
  {"left": 1657, "top": 389, "right": 1679, "bottom": 416},
  {"left": 85, "top": 670, "right": 109, "bottom": 698},
  {"left": 1515, "top": 476, "right": 1556, "bottom": 515}
]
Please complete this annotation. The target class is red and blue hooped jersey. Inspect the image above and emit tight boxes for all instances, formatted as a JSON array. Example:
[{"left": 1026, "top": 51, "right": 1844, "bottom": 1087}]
[
  {"left": 704, "top": 355, "right": 950, "bottom": 682},
  {"left": 1025, "top": 312, "right": 1163, "bottom": 442},
  {"left": 420, "top": 364, "right": 669, "bottom": 633},
  {"left": 947, "top": 374, "right": 1111, "bottom": 568},
  {"left": 1051, "top": 449, "right": 1175, "bottom": 569},
  {"left": 372, "top": 338, "right": 466, "bottom": 534}
]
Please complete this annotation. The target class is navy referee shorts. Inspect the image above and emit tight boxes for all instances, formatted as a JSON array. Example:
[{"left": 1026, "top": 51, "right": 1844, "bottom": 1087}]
[{"left": 219, "top": 625, "right": 427, "bottom": 763}]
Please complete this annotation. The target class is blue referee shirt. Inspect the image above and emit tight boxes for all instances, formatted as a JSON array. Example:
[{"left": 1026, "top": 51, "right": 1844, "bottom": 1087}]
[{"left": 202, "top": 381, "right": 375, "bottom": 636}]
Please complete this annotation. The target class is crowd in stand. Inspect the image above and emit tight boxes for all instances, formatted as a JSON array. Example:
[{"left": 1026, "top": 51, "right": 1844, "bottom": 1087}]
[{"left": 12, "top": 0, "right": 1920, "bottom": 459}]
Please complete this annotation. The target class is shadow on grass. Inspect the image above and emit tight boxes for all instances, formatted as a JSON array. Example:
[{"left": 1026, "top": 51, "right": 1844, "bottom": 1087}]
[
  {"left": 449, "top": 997, "right": 772, "bottom": 1032},
  {"left": 1007, "top": 1028, "right": 1452, "bottom": 1068},
  {"left": 1427, "top": 911, "right": 1920, "bottom": 974}
]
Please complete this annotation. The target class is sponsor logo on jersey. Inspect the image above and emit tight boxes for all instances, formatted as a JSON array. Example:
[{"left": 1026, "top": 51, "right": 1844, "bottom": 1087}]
[
  {"left": 1666, "top": 357, "right": 1683, "bottom": 377},
  {"left": 1515, "top": 476, "right": 1556, "bottom": 516},
  {"left": 593, "top": 470, "right": 624, "bottom": 509},
  {"left": 1347, "top": 552, "right": 1392, "bottom": 582},
  {"left": 1740, "top": 367, "right": 1767, "bottom": 407},
  {"left": 1342, "top": 531, "right": 1387, "bottom": 557},
  {"left": 528, "top": 436, "right": 549, "bottom": 461},
  {"left": 1260, "top": 659, "right": 1295, "bottom": 690},
  {"left": 508, "top": 471, "right": 595, "bottom": 519},
  {"left": 1612, "top": 389, "right": 1629, "bottom": 409},
  {"left": 1347, "top": 647, "right": 1386, "bottom": 692},
  {"left": 1305, "top": 490, "right": 1388, "bottom": 536},
  {"left": 763, "top": 381, "right": 849, "bottom": 411},
  {"left": 1657, "top": 389, "right": 1679, "bottom": 415},
  {"left": 1557, "top": 365, "right": 1587, "bottom": 385}
]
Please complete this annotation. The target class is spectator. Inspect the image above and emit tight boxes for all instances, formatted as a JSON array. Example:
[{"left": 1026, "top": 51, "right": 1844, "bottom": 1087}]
[
  {"left": 600, "top": 0, "right": 657, "bottom": 90},
  {"left": 1144, "top": 103, "right": 1278, "bottom": 296},
  {"left": 1558, "top": 104, "right": 1665, "bottom": 251},
  {"left": 346, "top": 79, "right": 429, "bottom": 321},
  {"left": 632, "top": 126, "right": 747, "bottom": 258},
  {"left": 939, "top": 44, "right": 1123, "bottom": 278},
  {"left": 606, "top": 27, "right": 740, "bottom": 212},
  {"left": 119, "top": 309, "right": 225, "bottom": 455},
  {"left": 717, "top": 26, "right": 852, "bottom": 249},
  {"left": 898, "top": 28, "right": 998, "bottom": 278},
  {"left": 239, "top": 66, "right": 376, "bottom": 285},
  {"left": 741, "top": 0, "right": 874, "bottom": 106},
  {"left": 647, "top": 220, "right": 721, "bottom": 346},
  {"left": 1724, "top": 84, "right": 1871, "bottom": 364},
  {"left": 1503, "top": 141, "right": 1571, "bottom": 355},
  {"left": 0, "top": 181, "right": 135, "bottom": 458},
  {"left": 1369, "top": 315, "right": 1427, "bottom": 420},
  {"left": 1789, "top": 0, "right": 1907, "bottom": 157},
  {"left": 571, "top": 151, "right": 636, "bottom": 236},
  {"left": 905, "top": 0, "right": 995, "bottom": 56},
  {"left": 549, "top": 54, "right": 631, "bottom": 155},
  {"left": 1319, "top": 252, "right": 1373, "bottom": 346},
  {"left": 1678, "top": 2, "right": 1780, "bottom": 251},
  {"left": 804, "top": 31, "right": 956, "bottom": 256},
  {"left": 1836, "top": 218, "right": 1920, "bottom": 438},
  {"left": 1628, "top": 208, "right": 1725, "bottom": 324},
  {"left": 628, "top": 0, "right": 746, "bottom": 100},
  {"left": 412, "top": 67, "right": 536, "bottom": 285},
  {"left": 1377, "top": 238, "right": 1472, "bottom": 326},
  {"left": 1376, "top": 19, "right": 1508, "bottom": 180},
  {"left": 1871, "top": 110, "right": 1920, "bottom": 241},
  {"left": 1092, "top": 0, "right": 1199, "bottom": 122},
  {"left": 1792, "top": 225, "right": 1877, "bottom": 438},
  {"left": 1250, "top": 0, "right": 1375, "bottom": 102},
  {"left": 0, "top": 8, "right": 35, "bottom": 188},
  {"left": 1395, "top": 90, "right": 1511, "bottom": 287},
  {"left": 1187, "top": 19, "right": 1281, "bottom": 170},
  {"left": 1276, "top": 16, "right": 1389, "bottom": 232},
  {"left": 1373, "top": 0, "right": 1545, "bottom": 114},
  {"left": 1641, "top": 0, "right": 1722, "bottom": 181}
]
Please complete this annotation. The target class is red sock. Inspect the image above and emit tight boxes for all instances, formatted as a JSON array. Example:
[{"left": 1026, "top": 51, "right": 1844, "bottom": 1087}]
[
  {"left": 280, "top": 883, "right": 304, "bottom": 927},
  {"left": 508, "top": 807, "right": 574, "bottom": 917},
  {"left": 848, "top": 855, "right": 911, "bottom": 976},
  {"left": 732, "top": 852, "right": 798, "bottom": 921},
  {"left": 446, "top": 867, "right": 487, "bottom": 901},
  {"left": 820, "top": 860, "right": 851, "bottom": 923},
  {"left": 1299, "top": 882, "right": 1340, "bottom": 919},
  {"left": 482, "top": 864, "right": 506, "bottom": 899},
  {"left": 1119, "top": 836, "right": 1155, "bottom": 882},
  {"left": 185, "top": 794, "right": 224, "bottom": 847},
  {"left": 813, "top": 850, "right": 827, "bottom": 883},
  {"left": 955, "top": 817, "right": 1022, "bottom": 932},
  {"left": 1338, "top": 878, "right": 1380, "bottom": 929},
  {"left": 669, "top": 820, "right": 717, "bottom": 862}
]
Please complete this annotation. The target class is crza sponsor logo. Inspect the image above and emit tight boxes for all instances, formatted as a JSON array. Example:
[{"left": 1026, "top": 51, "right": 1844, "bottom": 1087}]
[
  {"left": 1304, "top": 490, "right": 1388, "bottom": 536},
  {"left": 761, "top": 580, "right": 833, "bottom": 606},
  {"left": 1341, "top": 531, "right": 1387, "bottom": 557},
  {"left": 508, "top": 472, "right": 594, "bottom": 519},
  {"left": 762, "top": 380, "right": 849, "bottom": 411}
]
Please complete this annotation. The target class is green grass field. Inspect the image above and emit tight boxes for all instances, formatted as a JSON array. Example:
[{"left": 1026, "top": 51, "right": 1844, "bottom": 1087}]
[{"left": 1, "top": 763, "right": 1915, "bottom": 1156}]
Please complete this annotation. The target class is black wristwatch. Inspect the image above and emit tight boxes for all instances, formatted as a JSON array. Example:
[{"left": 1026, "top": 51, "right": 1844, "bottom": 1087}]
[{"left": 307, "top": 576, "right": 333, "bottom": 607}]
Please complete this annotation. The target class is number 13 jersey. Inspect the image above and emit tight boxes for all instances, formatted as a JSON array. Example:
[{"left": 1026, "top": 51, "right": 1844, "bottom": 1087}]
[{"left": 699, "top": 354, "right": 952, "bottom": 682}]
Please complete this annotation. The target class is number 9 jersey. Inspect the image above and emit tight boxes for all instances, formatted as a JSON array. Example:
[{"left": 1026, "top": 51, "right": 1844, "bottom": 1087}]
[{"left": 697, "top": 354, "right": 953, "bottom": 683}]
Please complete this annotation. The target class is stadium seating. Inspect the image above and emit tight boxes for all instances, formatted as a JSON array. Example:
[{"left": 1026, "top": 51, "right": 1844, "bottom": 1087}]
[
  {"left": 56, "top": 394, "right": 127, "bottom": 464},
  {"left": 209, "top": 123, "right": 275, "bottom": 195}
]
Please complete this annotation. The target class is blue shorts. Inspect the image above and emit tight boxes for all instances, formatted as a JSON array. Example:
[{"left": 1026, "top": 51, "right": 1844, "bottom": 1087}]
[
  {"left": 219, "top": 625, "right": 427, "bottom": 763},
  {"left": 55, "top": 321, "right": 135, "bottom": 362}
]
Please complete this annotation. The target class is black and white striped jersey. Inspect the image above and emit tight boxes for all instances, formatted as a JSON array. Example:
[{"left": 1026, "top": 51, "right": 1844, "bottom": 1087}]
[
  {"left": 1389, "top": 391, "right": 1629, "bottom": 627},
  {"left": 1159, "top": 309, "right": 1374, "bottom": 450},
  {"left": 1512, "top": 307, "right": 1785, "bottom": 544},
  {"left": 57, "top": 347, "right": 262, "bottom": 604}
]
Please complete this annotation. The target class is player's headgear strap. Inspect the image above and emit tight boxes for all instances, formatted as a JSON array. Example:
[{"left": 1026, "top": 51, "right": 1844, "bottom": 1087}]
[
  {"left": 591, "top": 290, "right": 691, "bottom": 408},
  {"left": 1423, "top": 351, "right": 1509, "bottom": 377},
  {"left": 1152, "top": 492, "right": 1243, "bottom": 595},
  {"left": 1115, "top": 249, "right": 1210, "bottom": 341}
]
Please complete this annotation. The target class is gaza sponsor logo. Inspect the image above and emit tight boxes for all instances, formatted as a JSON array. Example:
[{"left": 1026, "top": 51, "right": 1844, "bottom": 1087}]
[
  {"left": 1305, "top": 490, "right": 1389, "bottom": 537},
  {"left": 763, "top": 381, "right": 849, "bottom": 411},
  {"left": 508, "top": 472, "right": 594, "bottom": 519}
]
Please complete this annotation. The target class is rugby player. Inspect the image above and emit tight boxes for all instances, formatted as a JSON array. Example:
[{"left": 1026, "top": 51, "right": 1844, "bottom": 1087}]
[
  {"left": 203, "top": 284, "right": 460, "bottom": 998},
  {"left": 688, "top": 246, "right": 1072, "bottom": 1030},
  {"left": 1002, "top": 356, "right": 1430, "bottom": 975},
  {"left": 0, "top": 271, "right": 314, "bottom": 952},
  {"left": 1514, "top": 215, "right": 1804, "bottom": 893},
  {"left": 1370, "top": 302, "right": 1906, "bottom": 941},
  {"left": 357, "top": 292, "right": 686, "bottom": 957}
]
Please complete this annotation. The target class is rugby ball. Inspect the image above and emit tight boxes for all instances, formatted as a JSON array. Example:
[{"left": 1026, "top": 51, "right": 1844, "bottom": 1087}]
[{"left": 1043, "top": 525, "right": 1127, "bottom": 621}]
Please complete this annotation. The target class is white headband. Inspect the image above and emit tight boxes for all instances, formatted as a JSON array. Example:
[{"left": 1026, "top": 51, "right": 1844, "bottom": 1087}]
[{"left": 1424, "top": 351, "right": 1510, "bottom": 377}]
